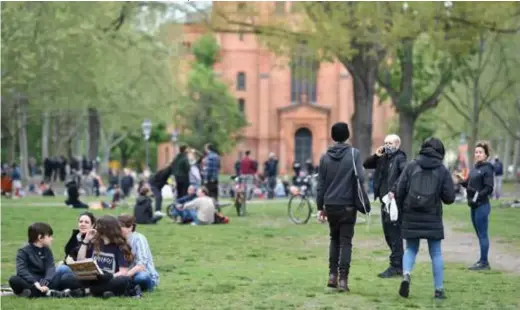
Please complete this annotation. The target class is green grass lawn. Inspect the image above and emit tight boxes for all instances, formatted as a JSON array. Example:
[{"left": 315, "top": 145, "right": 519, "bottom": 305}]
[{"left": 1, "top": 198, "right": 519, "bottom": 310}]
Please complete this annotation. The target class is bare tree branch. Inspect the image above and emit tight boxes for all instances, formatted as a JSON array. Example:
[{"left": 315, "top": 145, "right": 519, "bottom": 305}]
[
  {"left": 443, "top": 92, "right": 471, "bottom": 121},
  {"left": 488, "top": 105, "right": 520, "bottom": 139}
]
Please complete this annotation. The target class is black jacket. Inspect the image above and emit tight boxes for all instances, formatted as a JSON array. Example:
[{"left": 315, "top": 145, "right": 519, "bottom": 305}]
[
  {"left": 172, "top": 153, "right": 191, "bottom": 179},
  {"left": 64, "top": 229, "right": 84, "bottom": 261},
  {"left": 149, "top": 164, "right": 173, "bottom": 189},
  {"left": 264, "top": 159, "right": 278, "bottom": 177},
  {"left": 396, "top": 142, "right": 455, "bottom": 240},
  {"left": 317, "top": 143, "right": 364, "bottom": 211},
  {"left": 363, "top": 149, "right": 407, "bottom": 201},
  {"left": 134, "top": 195, "right": 154, "bottom": 224},
  {"left": 15, "top": 244, "right": 56, "bottom": 285},
  {"left": 461, "top": 161, "right": 494, "bottom": 208}
]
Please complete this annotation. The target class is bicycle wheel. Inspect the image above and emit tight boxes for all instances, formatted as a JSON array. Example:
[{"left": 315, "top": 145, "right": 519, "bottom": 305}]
[
  {"left": 288, "top": 194, "right": 312, "bottom": 224},
  {"left": 166, "top": 204, "right": 176, "bottom": 220},
  {"left": 235, "top": 192, "right": 247, "bottom": 216}
]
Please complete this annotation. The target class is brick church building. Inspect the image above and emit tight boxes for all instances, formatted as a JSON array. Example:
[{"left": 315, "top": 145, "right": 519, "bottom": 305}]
[{"left": 157, "top": 2, "right": 393, "bottom": 175}]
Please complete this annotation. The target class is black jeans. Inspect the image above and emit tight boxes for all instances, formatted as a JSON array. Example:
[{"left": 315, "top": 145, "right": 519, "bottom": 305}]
[
  {"left": 381, "top": 204, "right": 403, "bottom": 269},
  {"left": 175, "top": 177, "right": 189, "bottom": 198},
  {"left": 9, "top": 274, "right": 80, "bottom": 297},
  {"left": 206, "top": 180, "right": 219, "bottom": 201},
  {"left": 151, "top": 185, "right": 163, "bottom": 212},
  {"left": 88, "top": 275, "right": 132, "bottom": 297},
  {"left": 326, "top": 206, "right": 356, "bottom": 278}
]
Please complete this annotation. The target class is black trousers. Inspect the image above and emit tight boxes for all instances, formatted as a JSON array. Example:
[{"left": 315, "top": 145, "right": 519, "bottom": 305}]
[
  {"left": 9, "top": 274, "right": 80, "bottom": 297},
  {"left": 175, "top": 177, "right": 189, "bottom": 198},
  {"left": 87, "top": 275, "right": 132, "bottom": 297},
  {"left": 381, "top": 204, "right": 404, "bottom": 269},
  {"left": 151, "top": 185, "right": 163, "bottom": 212},
  {"left": 206, "top": 180, "right": 219, "bottom": 201},
  {"left": 326, "top": 206, "right": 356, "bottom": 278}
]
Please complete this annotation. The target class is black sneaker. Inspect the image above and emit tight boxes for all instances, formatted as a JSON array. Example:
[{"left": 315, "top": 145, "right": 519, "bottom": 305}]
[
  {"left": 378, "top": 266, "right": 402, "bottom": 278},
  {"left": 19, "top": 289, "right": 32, "bottom": 298},
  {"left": 69, "top": 288, "right": 85, "bottom": 298},
  {"left": 468, "top": 262, "right": 491, "bottom": 271},
  {"left": 434, "top": 289, "right": 446, "bottom": 299},
  {"left": 129, "top": 285, "right": 142, "bottom": 298},
  {"left": 102, "top": 291, "right": 115, "bottom": 299},
  {"left": 399, "top": 274, "right": 411, "bottom": 298}
]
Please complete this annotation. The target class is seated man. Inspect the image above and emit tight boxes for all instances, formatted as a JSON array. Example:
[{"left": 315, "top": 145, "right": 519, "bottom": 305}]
[
  {"left": 168, "top": 185, "right": 197, "bottom": 222},
  {"left": 134, "top": 186, "right": 163, "bottom": 225},
  {"left": 180, "top": 186, "right": 216, "bottom": 225},
  {"left": 65, "top": 180, "right": 88, "bottom": 209},
  {"left": 118, "top": 215, "right": 159, "bottom": 292}
]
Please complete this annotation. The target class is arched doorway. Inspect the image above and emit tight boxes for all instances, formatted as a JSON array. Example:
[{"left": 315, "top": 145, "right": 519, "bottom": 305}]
[{"left": 294, "top": 127, "right": 313, "bottom": 166}]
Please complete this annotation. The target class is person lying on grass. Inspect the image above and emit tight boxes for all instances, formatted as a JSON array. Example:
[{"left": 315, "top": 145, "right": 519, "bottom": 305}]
[
  {"left": 9, "top": 222, "right": 81, "bottom": 298},
  {"left": 173, "top": 186, "right": 216, "bottom": 225},
  {"left": 118, "top": 215, "right": 159, "bottom": 292},
  {"left": 134, "top": 186, "right": 163, "bottom": 225},
  {"left": 75, "top": 215, "right": 140, "bottom": 298}
]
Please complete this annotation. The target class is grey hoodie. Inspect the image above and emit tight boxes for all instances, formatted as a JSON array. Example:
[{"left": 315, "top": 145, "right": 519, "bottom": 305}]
[{"left": 316, "top": 143, "right": 364, "bottom": 211}]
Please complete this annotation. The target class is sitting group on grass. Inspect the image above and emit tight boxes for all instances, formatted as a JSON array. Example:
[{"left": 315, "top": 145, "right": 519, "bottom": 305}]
[{"left": 8, "top": 213, "right": 158, "bottom": 298}]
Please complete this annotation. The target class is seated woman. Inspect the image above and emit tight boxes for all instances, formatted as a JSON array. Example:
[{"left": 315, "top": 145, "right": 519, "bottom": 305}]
[
  {"left": 177, "top": 186, "right": 216, "bottom": 225},
  {"left": 40, "top": 181, "right": 55, "bottom": 197},
  {"left": 168, "top": 185, "right": 197, "bottom": 222},
  {"left": 65, "top": 180, "right": 88, "bottom": 209},
  {"left": 75, "top": 215, "right": 135, "bottom": 298},
  {"left": 118, "top": 215, "right": 159, "bottom": 292},
  {"left": 9, "top": 222, "right": 80, "bottom": 298},
  {"left": 58, "top": 212, "right": 96, "bottom": 266},
  {"left": 134, "top": 186, "right": 163, "bottom": 225}
]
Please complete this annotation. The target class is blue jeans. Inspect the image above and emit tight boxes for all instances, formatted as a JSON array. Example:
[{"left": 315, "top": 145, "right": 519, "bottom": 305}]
[
  {"left": 56, "top": 264, "right": 73, "bottom": 275},
  {"left": 173, "top": 208, "right": 198, "bottom": 224},
  {"left": 471, "top": 203, "right": 491, "bottom": 264},
  {"left": 133, "top": 271, "right": 155, "bottom": 291},
  {"left": 403, "top": 239, "right": 444, "bottom": 290}
]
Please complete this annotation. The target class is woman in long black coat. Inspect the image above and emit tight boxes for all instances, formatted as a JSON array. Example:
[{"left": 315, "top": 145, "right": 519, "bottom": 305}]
[{"left": 395, "top": 138, "right": 455, "bottom": 300}]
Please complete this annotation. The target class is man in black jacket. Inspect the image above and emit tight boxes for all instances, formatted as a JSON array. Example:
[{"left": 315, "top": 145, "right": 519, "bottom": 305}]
[
  {"left": 172, "top": 145, "right": 191, "bottom": 198},
  {"left": 317, "top": 122, "right": 363, "bottom": 292},
  {"left": 363, "top": 134, "right": 407, "bottom": 278}
]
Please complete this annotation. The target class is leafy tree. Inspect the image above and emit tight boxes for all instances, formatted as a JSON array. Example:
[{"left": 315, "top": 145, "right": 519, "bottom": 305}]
[
  {"left": 175, "top": 34, "right": 247, "bottom": 153},
  {"left": 202, "top": 1, "right": 520, "bottom": 159}
]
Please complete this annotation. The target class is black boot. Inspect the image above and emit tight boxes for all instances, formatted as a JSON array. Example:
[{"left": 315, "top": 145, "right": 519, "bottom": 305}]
[
  {"left": 378, "top": 266, "right": 402, "bottom": 278},
  {"left": 338, "top": 277, "right": 350, "bottom": 292},
  {"left": 327, "top": 274, "right": 338, "bottom": 288},
  {"left": 434, "top": 289, "right": 446, "bottom": 299},
  {"left": 399, "top": 274, "right": 411, "bottom": 298},
  {"left": 468, "top": 262, "right": 490, "bottom": 271}
]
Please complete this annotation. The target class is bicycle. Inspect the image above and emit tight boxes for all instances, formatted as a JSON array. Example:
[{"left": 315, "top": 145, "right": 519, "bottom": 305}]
[
  {"left": 232, "top": 176, "right": 247, "bottom": 217},
  {"left": 287, "top": 174, "right": 317, "bottom": 224}
]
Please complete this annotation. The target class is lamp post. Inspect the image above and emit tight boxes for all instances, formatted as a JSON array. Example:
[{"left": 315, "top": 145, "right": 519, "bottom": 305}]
[
  {"left": 142, "top": 119, "right": 152, "bottom": 169},
  {"left": 171, "top": 129, "right": 179, "bottom": 157}
]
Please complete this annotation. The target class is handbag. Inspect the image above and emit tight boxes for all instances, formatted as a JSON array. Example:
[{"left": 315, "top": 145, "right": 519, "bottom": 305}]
[{"left": 351, "top": 148, "right": 371, "bottom": 215}]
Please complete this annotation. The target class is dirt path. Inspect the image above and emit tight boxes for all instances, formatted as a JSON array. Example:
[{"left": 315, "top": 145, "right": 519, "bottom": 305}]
[{"left": 414, "top": 223, "right": 520, "bottom": 275}]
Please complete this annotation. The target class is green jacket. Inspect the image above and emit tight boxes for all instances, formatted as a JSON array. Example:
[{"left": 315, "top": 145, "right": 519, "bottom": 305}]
[{"left": 171, "top": 153, "right": 190, "bottom": 179}]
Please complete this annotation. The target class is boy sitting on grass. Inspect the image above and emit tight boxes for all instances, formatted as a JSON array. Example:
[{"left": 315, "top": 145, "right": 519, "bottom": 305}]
[{"left": 9, "top": 222, "right": 82, "bottom": 298}]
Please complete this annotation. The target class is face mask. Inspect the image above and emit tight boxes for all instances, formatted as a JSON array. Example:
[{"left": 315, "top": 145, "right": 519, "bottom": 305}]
[
  {"left": 384, "top": 146, "right": 397, "bottom": 154},
  {"left": 190, "top": 160, "right": 197, "bottom": 165}
]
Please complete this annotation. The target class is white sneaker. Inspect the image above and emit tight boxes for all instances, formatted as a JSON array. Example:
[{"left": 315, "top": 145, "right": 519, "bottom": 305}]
[{"left": 154, "top": 211, "right": 166, "bottom": 217}]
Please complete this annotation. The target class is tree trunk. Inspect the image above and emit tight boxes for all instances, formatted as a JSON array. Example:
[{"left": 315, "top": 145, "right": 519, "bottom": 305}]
[
  {"left": 398, "top": 112, "right": 417, "bottom": 158},
  {"left": 512, "top": 134, "right": 520, "bottom": 180},
  {"left": 88, "top": 107, "right": 100, "bottom": 161},
  {"left": 41, "top": 110, "right": 50, "bottom": 159},
  {"left": 503, "top": 135, "right": 513, "bottom": 180},
  {"left": 17, "top": 96, "right": 30, "bottom": 181},
  {"left": 346, "top": 53, "right": 378, "bottom": 161}
]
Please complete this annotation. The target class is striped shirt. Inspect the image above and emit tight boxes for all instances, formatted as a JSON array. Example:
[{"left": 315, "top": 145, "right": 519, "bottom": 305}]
[{"left": 128, "top": 232, "right": 159, "bottom": 286}]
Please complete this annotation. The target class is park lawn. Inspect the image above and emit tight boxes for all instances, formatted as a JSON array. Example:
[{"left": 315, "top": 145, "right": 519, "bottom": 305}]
[
  {"left": 442, "top": 201, "right": 520, "bottom": 250},
  {"left": 1, "top": 199, "right": 519, "bottom": 310}
]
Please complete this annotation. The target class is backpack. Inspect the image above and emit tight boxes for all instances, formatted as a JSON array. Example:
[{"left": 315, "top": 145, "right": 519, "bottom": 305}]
[{"left": 405, "top": 162, "right": 440, "bottom": 212}]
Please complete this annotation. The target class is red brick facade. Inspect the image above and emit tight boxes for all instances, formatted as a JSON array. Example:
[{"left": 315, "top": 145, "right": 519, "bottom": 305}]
[{"left": 158, "top": 4, "right": 394, "bottom": 175}]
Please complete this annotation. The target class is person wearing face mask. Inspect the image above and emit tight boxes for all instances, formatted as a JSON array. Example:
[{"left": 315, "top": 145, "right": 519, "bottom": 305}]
[
  {"left": 456, "top": 141, "right": 494, "bottom": 271},
  {"left": 363, "top": 134, "right": 407, "bottom": 278}
]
